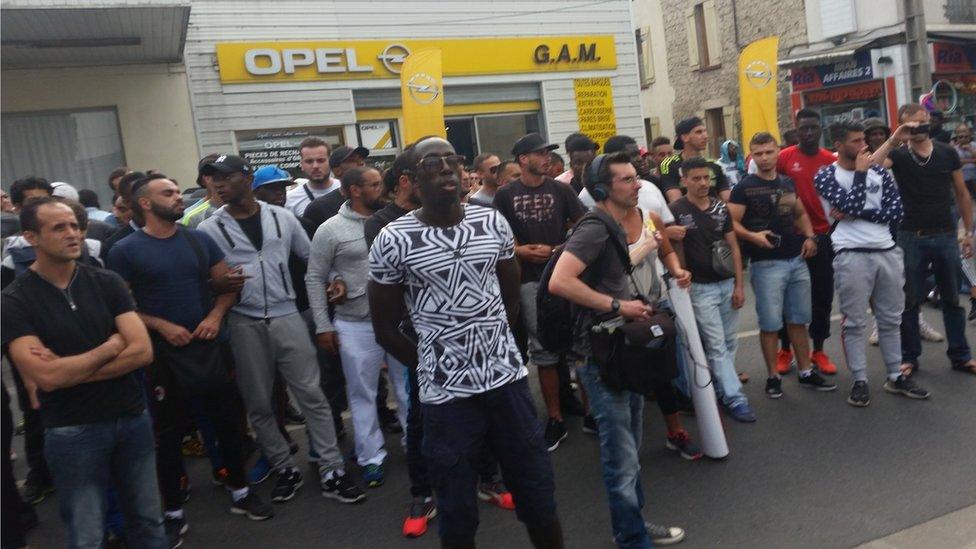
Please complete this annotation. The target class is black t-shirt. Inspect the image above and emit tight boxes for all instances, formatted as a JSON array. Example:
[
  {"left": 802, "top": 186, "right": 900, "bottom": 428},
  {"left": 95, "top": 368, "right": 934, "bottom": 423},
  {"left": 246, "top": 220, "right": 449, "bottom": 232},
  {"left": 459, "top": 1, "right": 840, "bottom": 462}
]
[
  {"left": 658, "top": 154, "right": 730, "bottom": 197},
  {"left": 493, "top": 177, "right": 586, "bottom": 282},
  {"left": 728, "top": 174, "right": 803, "bottom": 261},
  {"left": 365, "top": 202, "right": 410, "bottom": 249},
  {"left": 236, "top": 209, "right": 264, "bottom": 251},
  {"left": 304, "top": 192, "right": 346, "bottom": 231},
  {"left": 1, "top": 264, "right": 145, "bottom": 428},
  {"left": 889, "top": 142, "right": 962, "bottom": 231},
  {"left": 668, "top": 197, "right": 734, "bottom": 282},
  {"left": 102, "top": 223, "right": 136, "bottom": 259}
]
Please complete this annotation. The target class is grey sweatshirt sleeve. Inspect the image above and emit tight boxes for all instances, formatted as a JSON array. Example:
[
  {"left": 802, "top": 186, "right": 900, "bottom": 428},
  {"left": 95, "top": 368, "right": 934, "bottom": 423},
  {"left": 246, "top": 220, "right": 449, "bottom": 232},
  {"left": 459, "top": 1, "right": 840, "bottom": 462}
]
[{"left": 306, "top": 223, "right": 337, "bottom": 334}]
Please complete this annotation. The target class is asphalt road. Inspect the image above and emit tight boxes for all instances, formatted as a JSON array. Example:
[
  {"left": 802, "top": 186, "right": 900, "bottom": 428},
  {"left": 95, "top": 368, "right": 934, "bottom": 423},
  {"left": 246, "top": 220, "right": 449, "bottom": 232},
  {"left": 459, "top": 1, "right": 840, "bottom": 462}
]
[{"left": 12, "top": 295, "right": 976, "bottom": 548}]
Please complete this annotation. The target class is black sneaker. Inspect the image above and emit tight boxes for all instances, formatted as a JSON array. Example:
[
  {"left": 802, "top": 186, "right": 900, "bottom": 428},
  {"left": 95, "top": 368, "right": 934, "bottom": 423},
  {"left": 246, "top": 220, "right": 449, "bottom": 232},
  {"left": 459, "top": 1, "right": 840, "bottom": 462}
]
[
  {"left": 645, "top": 522, "right": 686, "bottom": 545},
  {"left": 21, "top": 480, "right": 54, "bottom": 505},
  {"left": 321, "top": 472, "right": 366, "bottom": 504},
  {"left": 847, "top": 380, "right": 870, "bottom": 407},
  {"left": 271, "top": 469, "right": 303, "bottom": 503},
  {"left": 582, "top": 414, "right": 598, "bottom": 435},
  {"left": 164, "top": 516, "right": 187, "bottom": 549},
  {"left": 231, "top": 492, "right": 274, "bottom": 521},
  {"left": 544, "top": 418, "right": 567, "bottom": 452},
  {"left": 883, "top": 375, "right": 930, "bottom": 399},
  {"left": 765, "top": 377, "right": 783, "bottom": 399},
  {"left": 798, "top": 370, "right": 837, "bottom": 391}
]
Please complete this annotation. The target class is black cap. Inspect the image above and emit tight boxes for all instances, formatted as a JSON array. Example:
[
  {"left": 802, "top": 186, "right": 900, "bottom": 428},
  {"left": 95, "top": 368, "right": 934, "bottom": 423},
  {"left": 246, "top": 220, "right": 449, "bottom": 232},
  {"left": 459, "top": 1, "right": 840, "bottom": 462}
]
[
  {"left": 330, "top": 145, "right": 370, "bottom": 167},
  {"left": 511, "top": 132, "right": 559, "bottom": 157},
  {"left": 675, "top": 117, "right": 705, "bottom": 138},
  {"left": 200, "top": 154, "right": 253, "bottom": 176},
  {"left": 565, "top": 132, "right": 599, "bottom": 153}
]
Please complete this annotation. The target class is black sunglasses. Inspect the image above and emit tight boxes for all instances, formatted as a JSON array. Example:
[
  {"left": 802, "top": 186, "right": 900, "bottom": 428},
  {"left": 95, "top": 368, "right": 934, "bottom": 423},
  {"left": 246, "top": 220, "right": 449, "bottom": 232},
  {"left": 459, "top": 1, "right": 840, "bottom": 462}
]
[{"left": 414, "top": 154, "right": 465, "bottom": 175}]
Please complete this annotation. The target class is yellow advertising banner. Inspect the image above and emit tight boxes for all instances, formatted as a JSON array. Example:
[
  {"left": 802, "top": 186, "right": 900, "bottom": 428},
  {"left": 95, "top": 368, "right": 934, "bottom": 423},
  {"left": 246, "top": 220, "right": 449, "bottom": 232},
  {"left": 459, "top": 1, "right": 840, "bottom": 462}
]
[
  {"left": 401, "top": 50, "right": 447, "bottom": 143},
  {"left": 574, "top": 78, "right": 616, "bottom": 150},
  {"left": 738, "top": 37, "right": 781, "bottom": 147},
  {"left": 215, "top": 36, "right": 617, "bottom": 84}
]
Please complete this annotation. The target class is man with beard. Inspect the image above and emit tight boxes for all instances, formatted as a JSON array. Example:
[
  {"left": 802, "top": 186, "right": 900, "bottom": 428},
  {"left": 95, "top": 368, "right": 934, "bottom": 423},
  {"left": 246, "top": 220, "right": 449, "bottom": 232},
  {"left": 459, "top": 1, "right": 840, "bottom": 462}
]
[
  {"left": 108, "top": 175, "right": 272, "bottom": 542},
  {"left": 303, "top": 145, "right": 370, "bottom": 229},
  {"left": 468, "top": 152, "right": 501, "bottom": 208},
  {"left": 285, "top": 137, "right": 340, "bottom": 217},
  {"left": 307, "top": 167, "right": 408, "bottom": 489},
  {"left": 556, "top": 133, "right": 599, "bottom": 193}
]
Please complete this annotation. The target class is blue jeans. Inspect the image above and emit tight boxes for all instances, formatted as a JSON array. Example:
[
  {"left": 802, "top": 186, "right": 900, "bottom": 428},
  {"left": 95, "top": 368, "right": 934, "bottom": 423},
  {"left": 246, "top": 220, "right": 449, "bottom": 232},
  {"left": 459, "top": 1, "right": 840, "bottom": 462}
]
[
  {"left": 578, "top": 361, "right": 651, "bottom": 549},
  {"left": 898, "top": 231, "right": 971, "bottom": 366},
  {"left": 750, "top": 256, "right": 812, "bottom": 332},
  {"left": 45, "top": 411, "right": 167, "bottom": 549},
  {"left": 691, "top": 279, "right": 746, "bottom": 407}
]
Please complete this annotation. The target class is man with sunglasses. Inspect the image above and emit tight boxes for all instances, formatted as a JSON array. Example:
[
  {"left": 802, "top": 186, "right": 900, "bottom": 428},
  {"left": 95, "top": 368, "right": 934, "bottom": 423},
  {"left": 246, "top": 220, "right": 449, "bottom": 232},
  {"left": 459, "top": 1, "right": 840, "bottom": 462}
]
[
  {"left": 369, "top": 137, "right": 563, "bottom": 548},
  {"left": 469, "top": 152, "right": 501, "bottom": 208},
  {"left": 494, "top": 132, "right": 588, "bottom": 452},
  {"left": 870, "top": 104, "right": 976, "bottom": 377}
]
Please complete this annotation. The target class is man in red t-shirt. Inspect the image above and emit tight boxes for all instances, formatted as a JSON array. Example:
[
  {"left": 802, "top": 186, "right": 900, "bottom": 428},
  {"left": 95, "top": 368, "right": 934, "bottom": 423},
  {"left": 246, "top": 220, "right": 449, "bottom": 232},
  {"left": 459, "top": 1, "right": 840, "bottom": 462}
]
[{"left": 772, "top": 109, "right": 839, "bottom": 376}]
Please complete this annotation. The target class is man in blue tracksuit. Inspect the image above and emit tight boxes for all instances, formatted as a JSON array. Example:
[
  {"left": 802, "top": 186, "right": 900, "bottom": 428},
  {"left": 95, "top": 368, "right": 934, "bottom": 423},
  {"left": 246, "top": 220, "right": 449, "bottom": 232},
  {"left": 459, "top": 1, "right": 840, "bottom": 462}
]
[{"left": 197, "top": 155, "right": 365, "bottom": 506}]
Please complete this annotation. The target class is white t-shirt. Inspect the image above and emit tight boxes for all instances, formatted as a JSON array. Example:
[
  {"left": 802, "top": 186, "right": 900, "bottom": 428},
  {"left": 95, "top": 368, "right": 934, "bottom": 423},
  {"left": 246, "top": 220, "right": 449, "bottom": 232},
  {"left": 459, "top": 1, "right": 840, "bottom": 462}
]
[
  {"left": 820, "top": 164, "right": 894, "bottom": 251},
  {"left": 368, "top": 204, "right": 527, "bottom": 404},
  {"left": 284, "top": 180, "right": 339, "bottom": 217},
  {"left": 579, "top": 179, "right": 675, "bottom": 225}
]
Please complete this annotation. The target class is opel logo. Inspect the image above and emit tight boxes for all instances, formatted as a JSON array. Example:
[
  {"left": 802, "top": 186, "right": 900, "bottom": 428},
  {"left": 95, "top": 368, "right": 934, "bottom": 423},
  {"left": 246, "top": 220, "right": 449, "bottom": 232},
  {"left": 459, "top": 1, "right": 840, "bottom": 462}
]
[
  {"left": 744, "top": 60, "right": 773, "bottom": 89},
  {"left": 378, "top": 44, "right": 410, "bottom": 74},
  {"left": 408, "top": 73, "right": 440, "bottom": 104}
]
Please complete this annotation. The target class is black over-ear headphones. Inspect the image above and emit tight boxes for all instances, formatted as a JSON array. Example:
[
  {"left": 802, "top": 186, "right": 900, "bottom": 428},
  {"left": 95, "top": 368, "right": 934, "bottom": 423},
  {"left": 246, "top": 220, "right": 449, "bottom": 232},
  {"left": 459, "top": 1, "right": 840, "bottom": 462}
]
[{"left": 586, "top": 153, "right": 610, "bottom": 202}]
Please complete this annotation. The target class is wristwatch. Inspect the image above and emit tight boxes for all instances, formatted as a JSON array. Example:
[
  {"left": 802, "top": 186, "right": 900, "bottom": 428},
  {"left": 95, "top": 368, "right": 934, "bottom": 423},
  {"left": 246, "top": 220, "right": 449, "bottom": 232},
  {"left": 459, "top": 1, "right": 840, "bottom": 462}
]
[{"left": 610, "top": 299, "right": 621, "bottom": 313}]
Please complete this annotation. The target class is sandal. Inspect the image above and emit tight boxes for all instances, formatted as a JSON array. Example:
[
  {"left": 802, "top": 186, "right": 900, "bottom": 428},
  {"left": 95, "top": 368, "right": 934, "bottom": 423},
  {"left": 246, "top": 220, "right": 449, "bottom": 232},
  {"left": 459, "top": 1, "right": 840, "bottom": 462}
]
[{"left": 951, "top": 360, "right": 976, "bottom": 376}]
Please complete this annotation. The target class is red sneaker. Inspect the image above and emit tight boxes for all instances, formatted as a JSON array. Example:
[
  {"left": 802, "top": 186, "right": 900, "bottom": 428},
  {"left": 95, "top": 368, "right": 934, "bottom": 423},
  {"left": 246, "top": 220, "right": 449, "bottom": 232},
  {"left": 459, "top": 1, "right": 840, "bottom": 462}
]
[
  {"left": 477, "top": 482, "right": 515, "bottom": 510},
  {"left": 775, "top": 349, "right": 794, "bottom": 375},
  {"left": 810, "top": 351, "right": 837, "bottom": 375},
  {"left": 402, "top": 497, "right": 436, "bottom": 538}
]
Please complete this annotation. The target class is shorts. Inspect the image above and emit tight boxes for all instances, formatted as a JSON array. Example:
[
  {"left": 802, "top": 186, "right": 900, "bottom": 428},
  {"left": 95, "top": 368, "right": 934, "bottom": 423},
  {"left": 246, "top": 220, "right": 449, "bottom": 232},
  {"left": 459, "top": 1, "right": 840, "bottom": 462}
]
[{"left": 750, "top": 256, "right": 812, "bottom": 332}]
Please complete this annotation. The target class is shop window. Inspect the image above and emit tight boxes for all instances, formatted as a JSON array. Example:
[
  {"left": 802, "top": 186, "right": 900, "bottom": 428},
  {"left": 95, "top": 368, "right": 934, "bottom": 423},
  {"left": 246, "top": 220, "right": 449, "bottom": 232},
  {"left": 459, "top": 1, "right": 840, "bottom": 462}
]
[
  {"left": 474, "top": 113, "right": 541, "bottom": 161},
  {"left": 636, "top": 27, "right": 654, "bottom": 87},
  {"left": 686, "top": 1, "right": 722, "bottom": 70},
  {"left": 1, "top": 107, "right": 124, "bottom": 208},
  {"left": 236, "top": 126, "right": 344, "bottom": 175}
]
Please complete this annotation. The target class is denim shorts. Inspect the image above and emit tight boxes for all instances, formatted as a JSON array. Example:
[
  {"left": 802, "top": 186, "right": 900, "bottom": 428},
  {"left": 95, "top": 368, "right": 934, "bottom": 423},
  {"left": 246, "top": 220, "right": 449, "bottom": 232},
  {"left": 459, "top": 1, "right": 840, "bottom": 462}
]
[{"left": 749, "top": 256, "right": 812, "bottom": 332}]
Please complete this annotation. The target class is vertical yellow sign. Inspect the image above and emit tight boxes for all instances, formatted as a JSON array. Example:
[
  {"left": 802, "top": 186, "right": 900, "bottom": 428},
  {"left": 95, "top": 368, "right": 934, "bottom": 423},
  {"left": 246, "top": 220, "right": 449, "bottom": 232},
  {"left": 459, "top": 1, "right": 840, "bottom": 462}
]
[
  {"left": 574, "top": 78, "right": 617, "bottom": 151},
  {"left": 739, "top": 37, "right": 781, "bottom": 148},
  {"left": 400, "top": 49, "right": 446, "bottom": 143}
]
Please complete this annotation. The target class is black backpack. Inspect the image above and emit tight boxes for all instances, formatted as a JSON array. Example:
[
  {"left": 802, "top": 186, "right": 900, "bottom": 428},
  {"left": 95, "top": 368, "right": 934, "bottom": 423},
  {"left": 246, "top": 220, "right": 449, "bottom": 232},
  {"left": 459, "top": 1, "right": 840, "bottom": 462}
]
[{"left": 536, "top": 212, "right": 626, "bottom": 354}]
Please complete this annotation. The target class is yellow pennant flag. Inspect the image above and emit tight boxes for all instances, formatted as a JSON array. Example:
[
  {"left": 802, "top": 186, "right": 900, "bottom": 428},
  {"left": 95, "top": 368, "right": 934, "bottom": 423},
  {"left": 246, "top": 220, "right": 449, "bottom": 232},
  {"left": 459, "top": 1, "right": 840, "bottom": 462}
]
[
  {"left": 739, "top": 37, "right": 781, "bottom": 148},
  {"left": 400, "top": 49, "right": 446, "bottom": 143}
]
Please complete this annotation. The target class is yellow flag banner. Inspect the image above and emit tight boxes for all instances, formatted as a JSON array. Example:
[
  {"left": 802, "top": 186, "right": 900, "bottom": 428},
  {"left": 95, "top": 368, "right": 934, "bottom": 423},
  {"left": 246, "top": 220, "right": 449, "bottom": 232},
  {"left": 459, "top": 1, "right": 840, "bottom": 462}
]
[
  {"left": 738, "top": 37, "right": 781, "bottom": 148},
  {"left": 400, "top": 49, "right": 446, "bottom": 143}
]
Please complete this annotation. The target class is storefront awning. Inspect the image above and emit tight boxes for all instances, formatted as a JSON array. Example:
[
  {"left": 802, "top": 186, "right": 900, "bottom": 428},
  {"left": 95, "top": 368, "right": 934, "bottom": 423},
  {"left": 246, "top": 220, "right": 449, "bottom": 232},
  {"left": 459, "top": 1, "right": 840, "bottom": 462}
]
[
  {"left": 778, "top": 39, "right": 880, "bottom": 69},
  {"left": 0, "top": 1, "right": 190, "bottom": 69}
]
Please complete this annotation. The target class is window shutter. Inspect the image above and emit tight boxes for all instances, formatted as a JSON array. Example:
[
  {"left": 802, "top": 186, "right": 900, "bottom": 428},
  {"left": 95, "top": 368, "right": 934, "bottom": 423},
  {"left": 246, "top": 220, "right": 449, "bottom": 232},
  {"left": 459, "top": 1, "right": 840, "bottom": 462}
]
[
  {"left": 686, "top": 8, "right": 700, "bottom": 70},
  {"left": 722, "top": 106, "right": 737, "bottom": 144},
  {"left": 819, "top": 0, "right": 857, "bottom": 38},
  {"left": 703, "top": 0, "right": 722, "bottom": 67},
  {"left": 641, "top": 27, "right": 654, "bottom": 84}
]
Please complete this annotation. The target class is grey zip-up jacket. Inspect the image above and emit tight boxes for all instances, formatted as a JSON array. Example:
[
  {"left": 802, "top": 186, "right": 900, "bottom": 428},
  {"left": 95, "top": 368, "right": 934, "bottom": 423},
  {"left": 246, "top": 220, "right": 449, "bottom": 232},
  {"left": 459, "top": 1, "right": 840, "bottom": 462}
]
[
  {"left": 198, "top": 201, "right": 310, "bottom": 320},
  {"left": 306, "top": 201, "right": 371, "bottom": 333}
]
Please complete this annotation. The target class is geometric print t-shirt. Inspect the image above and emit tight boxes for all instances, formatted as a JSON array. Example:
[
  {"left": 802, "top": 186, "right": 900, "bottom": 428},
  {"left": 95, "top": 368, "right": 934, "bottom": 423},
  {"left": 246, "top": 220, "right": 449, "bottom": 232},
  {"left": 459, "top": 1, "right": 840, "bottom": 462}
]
[{"left": 369, "top": 203, "right": 527, "bottom": 404}]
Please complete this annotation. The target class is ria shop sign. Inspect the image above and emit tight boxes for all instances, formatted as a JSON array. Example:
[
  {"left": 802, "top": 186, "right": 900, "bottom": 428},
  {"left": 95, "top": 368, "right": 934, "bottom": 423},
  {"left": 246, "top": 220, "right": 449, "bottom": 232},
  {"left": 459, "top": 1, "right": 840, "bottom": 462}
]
[{"left": 216, "top": 36, "right": 617, "bottom": 84}]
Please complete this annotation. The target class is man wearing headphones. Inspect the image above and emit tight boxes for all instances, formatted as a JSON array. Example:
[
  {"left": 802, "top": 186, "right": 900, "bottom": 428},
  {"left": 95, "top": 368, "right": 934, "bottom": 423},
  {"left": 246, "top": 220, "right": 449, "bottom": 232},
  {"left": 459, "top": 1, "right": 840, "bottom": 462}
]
[{"left": 549, "top": 152, "right": 687, "bottom": 548}]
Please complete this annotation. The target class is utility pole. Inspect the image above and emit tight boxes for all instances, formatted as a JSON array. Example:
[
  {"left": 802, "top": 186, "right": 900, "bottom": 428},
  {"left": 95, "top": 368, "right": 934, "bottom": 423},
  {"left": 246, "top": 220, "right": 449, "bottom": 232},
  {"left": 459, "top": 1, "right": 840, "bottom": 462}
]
[{"left": 903, "top": 0, "right": 932, "bottom": 101}]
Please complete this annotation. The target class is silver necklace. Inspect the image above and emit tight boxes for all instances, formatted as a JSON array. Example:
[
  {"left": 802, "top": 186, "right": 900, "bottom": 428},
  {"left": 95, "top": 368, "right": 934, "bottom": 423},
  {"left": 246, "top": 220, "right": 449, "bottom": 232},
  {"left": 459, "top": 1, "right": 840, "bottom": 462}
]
[{"left": 909, "top": 144, "right": 933, "bottom": 166}]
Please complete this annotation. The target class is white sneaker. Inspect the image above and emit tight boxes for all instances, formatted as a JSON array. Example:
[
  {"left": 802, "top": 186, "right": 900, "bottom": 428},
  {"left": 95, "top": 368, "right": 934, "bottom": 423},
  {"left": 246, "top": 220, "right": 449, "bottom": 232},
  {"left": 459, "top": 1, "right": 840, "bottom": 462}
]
[
  {"left": 919, "top": 317, "right": 945, "bottom": 342},
  {"left": 868, "top": 323, "right": 879, "bottom": 346}
]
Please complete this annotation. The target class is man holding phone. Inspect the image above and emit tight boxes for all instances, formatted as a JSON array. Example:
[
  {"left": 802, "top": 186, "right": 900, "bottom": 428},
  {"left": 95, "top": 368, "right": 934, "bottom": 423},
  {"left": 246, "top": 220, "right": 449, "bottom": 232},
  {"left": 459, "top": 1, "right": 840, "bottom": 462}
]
[{"left": 728, "top": 133, "right": 837, "bottom": 398}]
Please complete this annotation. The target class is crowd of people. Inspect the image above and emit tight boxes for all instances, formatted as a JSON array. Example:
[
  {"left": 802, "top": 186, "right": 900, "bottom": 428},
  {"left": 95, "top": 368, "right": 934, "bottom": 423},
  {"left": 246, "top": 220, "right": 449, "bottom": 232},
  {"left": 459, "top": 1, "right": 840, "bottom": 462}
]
[{"left": 2, "top": 100, "right": 975, "bottom": 549}]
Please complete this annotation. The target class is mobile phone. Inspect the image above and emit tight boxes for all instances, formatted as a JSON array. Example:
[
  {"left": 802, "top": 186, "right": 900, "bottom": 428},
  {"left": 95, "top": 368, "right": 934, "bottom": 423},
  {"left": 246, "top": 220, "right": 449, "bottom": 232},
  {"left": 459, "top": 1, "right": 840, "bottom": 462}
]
[
  {"left": 766, "top": 233, "right": 782, "bottom": 248},
  {"left": 910, "top": 124, "right": 931, "bottom": 135}
]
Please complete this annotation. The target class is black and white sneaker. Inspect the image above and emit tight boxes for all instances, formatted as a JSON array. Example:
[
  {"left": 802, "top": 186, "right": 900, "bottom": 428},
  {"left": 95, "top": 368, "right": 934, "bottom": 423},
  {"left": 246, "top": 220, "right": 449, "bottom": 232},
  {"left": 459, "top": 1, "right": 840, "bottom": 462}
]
[
  {"left": 544, "top": 418, "right": 567, "bottom": 452},
  {"left": 231, "top": 492, "right": 274, "bottom": 521},
  {"left": 164, "top": 516, "right": 187, "bottom": 549},
  {"left": 765, "top": 377, "right": 783, "bottom": 399},
  {"left": 581, "top": 414, "right": 598, "bottom": 435},
  {"left": 645, "top": 522, "right": 686, "bottom": 545},
  {"left": 798, "top": 370, "right": 837, "bottom": 391},
  {"left": 883, "top": 375, "right": 930, "bottom": 399},
  {"left": 271, "top": 469, "right": 303, "bottom": 503},
  {"left": 321, "top": 472, "right": 366, "bottom": 504},
  {"left": 847, "top": 381, "right": 870, "bottom": 407}
]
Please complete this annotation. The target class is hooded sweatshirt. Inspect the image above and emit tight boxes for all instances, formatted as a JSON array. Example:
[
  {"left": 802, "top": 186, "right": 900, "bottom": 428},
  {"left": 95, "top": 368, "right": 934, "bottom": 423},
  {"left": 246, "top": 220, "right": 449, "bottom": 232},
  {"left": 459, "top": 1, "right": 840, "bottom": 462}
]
[
  {"left": 306, "top": 201, "right": 371, "bottom": 334},
  {"left": 198, "top": 201, "right": 310, "bottom": 320},
  {"left": 717, "top": 140, "right": 745, "bottom": 187}
]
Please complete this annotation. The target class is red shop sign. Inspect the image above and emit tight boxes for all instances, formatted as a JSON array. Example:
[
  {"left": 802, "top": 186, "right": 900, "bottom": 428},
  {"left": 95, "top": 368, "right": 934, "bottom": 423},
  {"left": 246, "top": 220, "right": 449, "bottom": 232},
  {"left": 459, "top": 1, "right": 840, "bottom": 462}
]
[{"left": 804, "top": 80, "right": 883, "bottom": 105}]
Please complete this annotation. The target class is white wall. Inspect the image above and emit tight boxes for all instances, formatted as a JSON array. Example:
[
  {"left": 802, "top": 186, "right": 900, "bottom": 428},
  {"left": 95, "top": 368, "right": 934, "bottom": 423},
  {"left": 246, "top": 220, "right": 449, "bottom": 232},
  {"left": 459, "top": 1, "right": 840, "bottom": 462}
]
[
  {"left": 182, "top": 0, "right": 646, "bottom": 154},
  {"left": 1, "top": 63, "right": 199, "bottom": 189},
  {"left": 632, "top": 0, "right": 676, "bottom": 139},
  {"left": 805, "top": 0, "right": 902, "bottom": 44}
]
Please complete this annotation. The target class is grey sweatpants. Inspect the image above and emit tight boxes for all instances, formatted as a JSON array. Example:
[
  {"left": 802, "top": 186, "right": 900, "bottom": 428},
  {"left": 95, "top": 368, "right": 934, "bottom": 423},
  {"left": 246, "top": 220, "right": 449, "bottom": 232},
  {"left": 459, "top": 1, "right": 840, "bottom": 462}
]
[
  {"left": 833, "top": 248, "right": 905, "bottom": 382},
  {"left": 227, "top": 311, "right": 344, "bottom": 474}
]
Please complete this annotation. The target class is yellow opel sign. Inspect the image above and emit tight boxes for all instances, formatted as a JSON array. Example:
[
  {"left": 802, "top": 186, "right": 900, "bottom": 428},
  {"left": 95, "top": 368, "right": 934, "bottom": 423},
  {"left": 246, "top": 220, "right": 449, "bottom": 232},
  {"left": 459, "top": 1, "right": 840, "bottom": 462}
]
[{"left": 216, "top": 36, "right": 617, "bottom": 84}]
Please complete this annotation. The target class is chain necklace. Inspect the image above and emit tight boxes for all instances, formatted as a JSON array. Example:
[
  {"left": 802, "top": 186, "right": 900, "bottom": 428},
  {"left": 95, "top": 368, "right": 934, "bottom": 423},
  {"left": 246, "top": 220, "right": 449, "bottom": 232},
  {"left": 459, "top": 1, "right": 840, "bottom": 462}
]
[{"left": 908, "top": 143, "right": 933, "bottom": 166}]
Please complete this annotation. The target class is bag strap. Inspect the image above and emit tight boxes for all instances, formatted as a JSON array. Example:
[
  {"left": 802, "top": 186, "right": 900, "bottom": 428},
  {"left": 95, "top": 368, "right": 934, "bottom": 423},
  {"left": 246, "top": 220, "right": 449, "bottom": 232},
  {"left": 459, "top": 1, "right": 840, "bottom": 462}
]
[
  {"left": 178, "top": 226, "right": 212, "bottom": 312},
  {"left": 580, "top": 211, "right": 647, "bottom": 301}
]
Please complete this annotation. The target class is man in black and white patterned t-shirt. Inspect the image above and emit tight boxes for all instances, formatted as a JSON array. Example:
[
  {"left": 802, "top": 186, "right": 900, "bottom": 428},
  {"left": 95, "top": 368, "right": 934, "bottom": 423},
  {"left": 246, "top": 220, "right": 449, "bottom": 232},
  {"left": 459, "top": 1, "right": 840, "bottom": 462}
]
[{"left": 368, "top": 137, "right": 563, "bottom": 547}]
